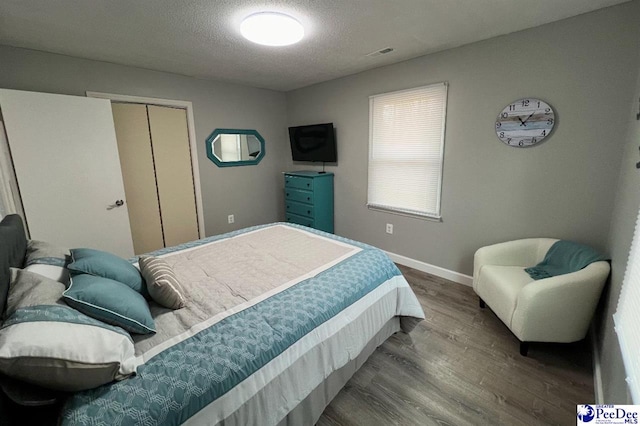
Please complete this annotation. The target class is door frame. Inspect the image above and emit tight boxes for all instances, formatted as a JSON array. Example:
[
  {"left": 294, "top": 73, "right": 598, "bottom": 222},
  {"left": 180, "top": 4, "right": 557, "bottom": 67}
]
[{"left": 86, "top": 91, "right": 206, "bottom": 239}]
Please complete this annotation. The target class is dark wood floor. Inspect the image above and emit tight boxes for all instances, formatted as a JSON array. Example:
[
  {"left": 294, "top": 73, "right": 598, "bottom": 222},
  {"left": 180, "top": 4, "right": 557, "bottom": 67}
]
[{"left": 317, "top": 265, "right": 594, "bottom": 426}]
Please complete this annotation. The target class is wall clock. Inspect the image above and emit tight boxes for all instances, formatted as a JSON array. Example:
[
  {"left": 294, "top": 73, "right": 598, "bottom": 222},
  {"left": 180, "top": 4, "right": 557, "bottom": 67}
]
[{"left": 495, "top": 98, "right": 555, "bottom": 147}]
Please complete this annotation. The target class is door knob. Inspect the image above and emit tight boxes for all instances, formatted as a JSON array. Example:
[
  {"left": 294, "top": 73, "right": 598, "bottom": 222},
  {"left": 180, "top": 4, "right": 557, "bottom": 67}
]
[{"left": 107, "top": 200, "right": 124, "bottom": 210}]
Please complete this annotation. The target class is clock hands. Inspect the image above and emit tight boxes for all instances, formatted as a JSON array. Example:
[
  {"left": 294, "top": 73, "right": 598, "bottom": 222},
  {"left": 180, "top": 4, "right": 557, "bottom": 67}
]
[
  {"left": 518, "top": 116, "right": 526, "bottom": 126},
  {"left": 521, "top": 112, "right": 536, "bottom": 126},
  {"left": 525, "top": 111, "right": 536, "bottom": 122}
]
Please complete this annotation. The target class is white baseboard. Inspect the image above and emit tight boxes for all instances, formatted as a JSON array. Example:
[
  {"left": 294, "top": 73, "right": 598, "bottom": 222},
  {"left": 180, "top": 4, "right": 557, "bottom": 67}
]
[
  {"left": 590, "top": 324, "right": 604, "bottom": 403},
  {"left": 385, "top": 251, "right": 473, "bottom": 287}
]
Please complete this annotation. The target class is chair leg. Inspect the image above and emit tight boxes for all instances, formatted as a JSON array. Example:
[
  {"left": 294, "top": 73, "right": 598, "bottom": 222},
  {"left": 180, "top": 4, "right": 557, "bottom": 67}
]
[
  {"left": 520, "top": 342, "right": 529, "bottom": 357},
  {"left": 479, "top": 298, "right": 486, "bottom": 309}
]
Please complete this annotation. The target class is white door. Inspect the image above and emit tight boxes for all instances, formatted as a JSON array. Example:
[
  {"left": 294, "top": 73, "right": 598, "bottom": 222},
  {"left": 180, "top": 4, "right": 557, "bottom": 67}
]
[{"left": 0, "top": 89, "right": 135, "bottom": 257}]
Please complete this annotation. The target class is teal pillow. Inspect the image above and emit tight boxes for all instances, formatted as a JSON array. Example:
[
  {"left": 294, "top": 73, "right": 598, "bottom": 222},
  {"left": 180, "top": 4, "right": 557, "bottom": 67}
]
[
  {"left": 63, "top": 274, "right": 156, "bottom": 334},
  {"left": 68, "top": 248, "right": 148, "bottom": 298}
]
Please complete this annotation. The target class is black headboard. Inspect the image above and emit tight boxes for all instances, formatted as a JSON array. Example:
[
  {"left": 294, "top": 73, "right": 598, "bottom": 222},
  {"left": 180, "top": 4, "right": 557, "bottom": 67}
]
[{"left": 0, "top": 215, "right": 27, "bottom": 317}]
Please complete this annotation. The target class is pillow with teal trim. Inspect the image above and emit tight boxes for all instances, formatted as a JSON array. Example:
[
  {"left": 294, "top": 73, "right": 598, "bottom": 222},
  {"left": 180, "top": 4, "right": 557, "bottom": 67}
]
[
  {"left": 63, "top": 274, "right": 156, "bottom": 335},
  {"left": 5, "top": 268, "right": 67, "bottom": 318},
  {"left": 23, "top": 240, "right": 71, "bottom": 285},
  {"left": 68, "top": 248, "right": 148, "bottom": 298},
  {"left": 0, "top": 268, "right": 138, "bottom": 391},
  {"left": 25, "top": 240, "right": 70, "bottom": 267}
]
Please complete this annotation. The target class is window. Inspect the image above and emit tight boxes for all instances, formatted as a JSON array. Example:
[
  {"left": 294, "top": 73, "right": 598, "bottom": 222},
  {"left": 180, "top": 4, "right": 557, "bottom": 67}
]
[
  {"left": 615, "top": 205, "right": 640, "bottom": 403},
  {"left": 367, "top": 82, "right": 447, "bottom": 219}
]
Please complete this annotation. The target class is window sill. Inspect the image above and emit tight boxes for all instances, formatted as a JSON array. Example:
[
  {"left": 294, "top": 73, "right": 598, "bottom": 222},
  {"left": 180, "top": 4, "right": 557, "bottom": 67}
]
[{"left": 367, "top": 205, "right": 442, "bottom": 222}]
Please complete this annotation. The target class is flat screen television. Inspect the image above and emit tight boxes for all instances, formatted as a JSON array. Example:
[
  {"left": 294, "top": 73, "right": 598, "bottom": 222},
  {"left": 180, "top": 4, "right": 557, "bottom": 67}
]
[{"left": 288, "top": 123, "right": 337, "bottom": 162}]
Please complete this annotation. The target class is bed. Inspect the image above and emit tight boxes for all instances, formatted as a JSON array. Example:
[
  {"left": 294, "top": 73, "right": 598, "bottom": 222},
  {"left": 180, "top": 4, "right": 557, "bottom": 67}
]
[{"left": 0, "top": 214, "right": 425, "bottom": 425}]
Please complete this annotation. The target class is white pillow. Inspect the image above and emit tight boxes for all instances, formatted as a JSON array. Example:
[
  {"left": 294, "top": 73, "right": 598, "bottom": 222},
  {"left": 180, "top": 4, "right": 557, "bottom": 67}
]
[{"left": 0, "top": 269, "right": 138, "bottom": 391}]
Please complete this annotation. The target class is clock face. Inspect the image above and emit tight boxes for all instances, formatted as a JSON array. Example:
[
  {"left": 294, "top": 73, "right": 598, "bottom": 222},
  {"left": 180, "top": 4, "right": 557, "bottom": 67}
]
[{"left": 495, "top": 98, "right": 555, "bottom": 147}]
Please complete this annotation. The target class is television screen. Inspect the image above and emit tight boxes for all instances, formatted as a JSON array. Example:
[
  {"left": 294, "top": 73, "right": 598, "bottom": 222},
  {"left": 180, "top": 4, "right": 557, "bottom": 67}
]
[{"left": 288, "top": 123, "right": 337, "bottom": 162}]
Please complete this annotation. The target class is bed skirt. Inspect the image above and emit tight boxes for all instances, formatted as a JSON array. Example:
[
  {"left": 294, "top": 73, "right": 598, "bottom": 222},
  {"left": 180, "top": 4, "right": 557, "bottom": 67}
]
[
  {"left": 278, "top": 317, "right": 400, "bottom": 426},
  {"left": 209, "top": 317, "right": 401, "bottom": 426}
]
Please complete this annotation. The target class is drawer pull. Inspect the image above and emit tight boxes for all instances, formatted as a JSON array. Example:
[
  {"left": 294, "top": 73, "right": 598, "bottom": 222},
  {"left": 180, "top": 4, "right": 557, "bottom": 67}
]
[
  {"left": 287, "top": 206, "right": 290, "bottom": 209},
  {"left": 306, "top": 183, "right": 310, "bottom": 187},
  {"left": 307, "top": 197, "right": 310, "bottom": 201},
  {"left": 307, "top": 210, "right": 311, "bottom": 214},
  {"left": 286, "top": 193, "right": 289, "bottom": 196}
]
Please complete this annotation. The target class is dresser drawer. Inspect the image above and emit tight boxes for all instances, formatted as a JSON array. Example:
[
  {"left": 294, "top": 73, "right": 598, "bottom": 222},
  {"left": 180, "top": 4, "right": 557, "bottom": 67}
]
[
  {"left": 284, "top": 175, "right": 314, "bottom": 191},
  {"left": 285, "top": 188, "right": 314, "bottom": 205},
  {"left": 283, "top": 171, "right": 333, "bottom": 233},
  {"left": 286, "top": 213, "right": 314, "bottom": 228},
  {"left": 286, "top": 201, "right": 314, "bottom": 218}
]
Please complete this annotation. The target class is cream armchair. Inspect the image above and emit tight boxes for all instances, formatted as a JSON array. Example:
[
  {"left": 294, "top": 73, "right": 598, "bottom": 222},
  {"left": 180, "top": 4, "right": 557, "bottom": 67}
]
[{"left": 473, "top": 238, "right": 610, "bottom": 356}]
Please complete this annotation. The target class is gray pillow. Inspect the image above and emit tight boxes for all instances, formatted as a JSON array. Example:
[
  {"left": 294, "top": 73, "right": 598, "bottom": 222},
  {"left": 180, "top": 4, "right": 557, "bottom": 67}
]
[
  {"left": 138, "top": 256, "right": 186, "bottom": 309},
  {"left": 25, "top": 240, "right": 70, "bottom": 267},
  {"left": 5, "top": 268, "right": 66, "bottom": 318},
  {"left": 0, "top": 269, "right": 138, "bottom": 391},
  {"left": 24, "top": 240, "right": 71, "bottom": 285}
]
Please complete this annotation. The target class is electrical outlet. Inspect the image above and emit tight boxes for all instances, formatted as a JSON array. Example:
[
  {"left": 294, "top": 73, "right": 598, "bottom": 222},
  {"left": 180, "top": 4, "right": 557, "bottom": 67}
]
[
  {"left": 228, "top": 214, "right": 235, "bottom": 224},
  {"left": 386, "top": 223, "right": 393, "bottom": 234}
]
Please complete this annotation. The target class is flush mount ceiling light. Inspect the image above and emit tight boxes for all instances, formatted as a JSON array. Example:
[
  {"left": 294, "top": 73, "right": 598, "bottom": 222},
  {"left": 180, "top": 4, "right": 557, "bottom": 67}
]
[{"left": 240, "top": 12, "right": 304, "bottom": 46}]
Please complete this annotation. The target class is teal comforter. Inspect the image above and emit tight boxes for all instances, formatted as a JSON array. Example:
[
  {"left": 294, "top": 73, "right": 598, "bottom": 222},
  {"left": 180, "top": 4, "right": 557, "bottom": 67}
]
[{"left": 61, "top": 224, "right": 408, "bottom": 425}]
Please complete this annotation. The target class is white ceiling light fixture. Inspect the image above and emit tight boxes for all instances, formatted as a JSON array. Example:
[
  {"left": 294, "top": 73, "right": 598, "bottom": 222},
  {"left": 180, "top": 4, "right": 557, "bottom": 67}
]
[{"left": 240, "top": 12, "right": 304, "bottom": 46}]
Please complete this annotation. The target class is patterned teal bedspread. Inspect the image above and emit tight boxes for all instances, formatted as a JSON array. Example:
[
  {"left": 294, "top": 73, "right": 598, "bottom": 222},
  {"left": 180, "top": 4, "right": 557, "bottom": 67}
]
[{"left": 61, "top": 223, "right": 403, "bottom": 425}]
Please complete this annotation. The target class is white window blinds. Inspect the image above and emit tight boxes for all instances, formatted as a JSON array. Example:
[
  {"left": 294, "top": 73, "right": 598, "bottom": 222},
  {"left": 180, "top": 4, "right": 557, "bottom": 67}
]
[
  {"left": 615, "top": 204, "right": 640, "bottom": 403},
  {"left": 367, "top": 82, "right": 447, "bottom": 219}
]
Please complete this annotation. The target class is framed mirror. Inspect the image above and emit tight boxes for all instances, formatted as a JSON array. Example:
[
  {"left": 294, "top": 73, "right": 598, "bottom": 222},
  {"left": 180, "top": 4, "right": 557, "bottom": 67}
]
[{"left": 206, "top": 129, "right": 265, "bottom": 167}]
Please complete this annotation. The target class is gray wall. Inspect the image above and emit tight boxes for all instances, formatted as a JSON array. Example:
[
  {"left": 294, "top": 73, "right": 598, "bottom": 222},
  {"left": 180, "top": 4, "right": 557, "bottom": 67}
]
[
  {"left": 599, "top": 60, "right": 640, "bottom": 403},
  {"left": 286, "top": 2, "right": 640, "bottom": 276},
  {"left": 0, "top": 45, "right": 289, "bottom": 236}
]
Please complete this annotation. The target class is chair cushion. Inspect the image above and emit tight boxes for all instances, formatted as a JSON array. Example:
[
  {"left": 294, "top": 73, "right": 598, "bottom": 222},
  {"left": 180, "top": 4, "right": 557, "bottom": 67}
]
[{"left": 475, "top": 265, "right": 533, "bottom": 328}]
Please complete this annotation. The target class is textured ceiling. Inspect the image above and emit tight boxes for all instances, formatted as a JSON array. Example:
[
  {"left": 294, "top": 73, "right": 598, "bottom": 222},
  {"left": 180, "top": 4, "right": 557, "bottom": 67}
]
[{"left": 0, "top": 0, "right": 630, "bottom": 91}]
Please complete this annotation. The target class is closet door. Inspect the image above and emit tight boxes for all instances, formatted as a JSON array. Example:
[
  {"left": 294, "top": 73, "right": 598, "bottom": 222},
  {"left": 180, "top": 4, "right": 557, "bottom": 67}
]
[
  {"left": 111, "top": 103, "right": 164, "bottom": 254},
  {"left": 147, "top": 105, "right": 199, "bottom": 246},
  {"left": 0, "top": 89, "right": 135, "bottom": 257}
]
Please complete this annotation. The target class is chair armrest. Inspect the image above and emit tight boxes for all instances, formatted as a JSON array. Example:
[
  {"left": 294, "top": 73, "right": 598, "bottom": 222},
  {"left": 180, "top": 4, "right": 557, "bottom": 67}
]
[
  {"left": 473, "top": 238, "right": 557, "bottom": 280},
  {"left": 510, "top": 261, "right": 610, "bottom": 342}
]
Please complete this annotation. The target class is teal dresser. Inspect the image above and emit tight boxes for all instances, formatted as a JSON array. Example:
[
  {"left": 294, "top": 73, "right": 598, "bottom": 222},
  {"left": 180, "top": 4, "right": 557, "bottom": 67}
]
[{"left": 284, "top": 171, "right": 334, "bottom": 233}]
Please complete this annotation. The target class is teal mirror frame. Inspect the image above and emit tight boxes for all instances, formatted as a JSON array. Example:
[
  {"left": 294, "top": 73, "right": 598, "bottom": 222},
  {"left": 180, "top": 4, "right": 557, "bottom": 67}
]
[{"left": 206, "top": 128, "right": 266, "bottom": 167}]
